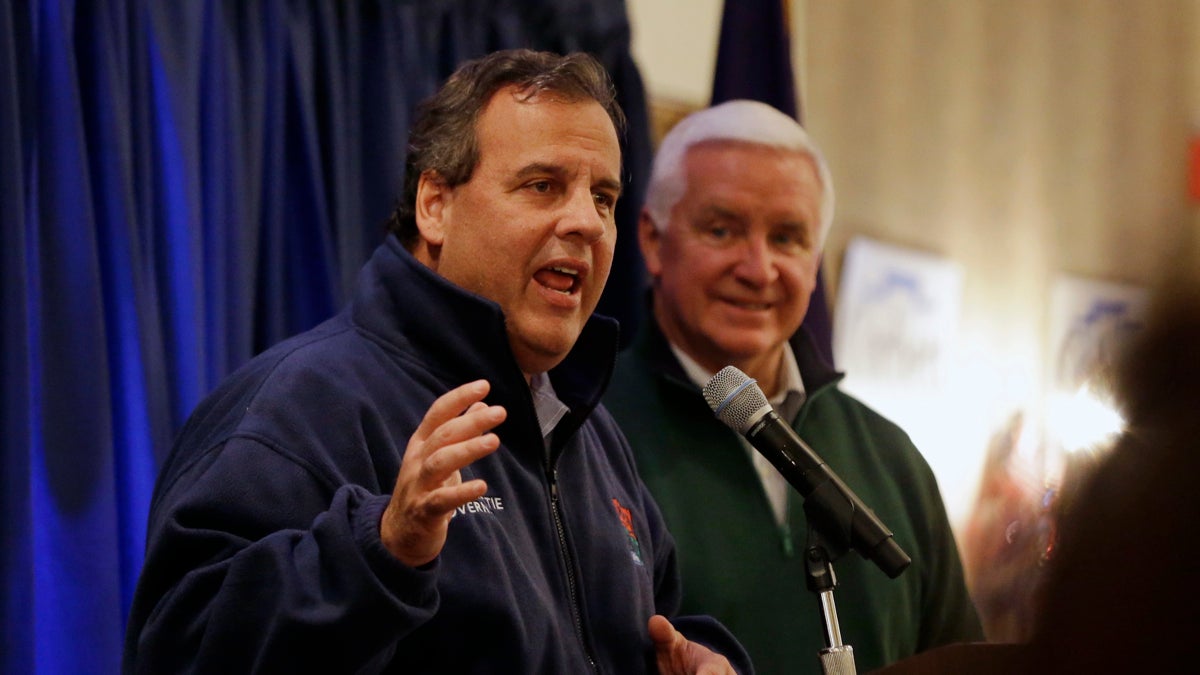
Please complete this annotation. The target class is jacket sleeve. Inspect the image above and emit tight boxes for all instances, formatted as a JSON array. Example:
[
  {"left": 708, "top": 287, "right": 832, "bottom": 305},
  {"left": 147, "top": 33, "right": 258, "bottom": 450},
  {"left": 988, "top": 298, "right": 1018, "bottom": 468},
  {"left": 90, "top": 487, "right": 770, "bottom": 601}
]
[
  {"left": 915, "top": 477, "right": 987, "bottom": 649},
  {"left": 828, "top": 391, "right": 986, "bottom": 653},
  {"left": 123, "top": 437, "right": 435, "bottom": 674}
]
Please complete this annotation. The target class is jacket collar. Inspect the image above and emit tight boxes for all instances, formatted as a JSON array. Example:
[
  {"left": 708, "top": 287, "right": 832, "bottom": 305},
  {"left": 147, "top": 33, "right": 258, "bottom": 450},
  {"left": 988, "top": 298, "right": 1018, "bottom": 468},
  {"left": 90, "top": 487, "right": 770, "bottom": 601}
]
[{"left": 350, "top": 236, "right": 619, "bottom": 452}]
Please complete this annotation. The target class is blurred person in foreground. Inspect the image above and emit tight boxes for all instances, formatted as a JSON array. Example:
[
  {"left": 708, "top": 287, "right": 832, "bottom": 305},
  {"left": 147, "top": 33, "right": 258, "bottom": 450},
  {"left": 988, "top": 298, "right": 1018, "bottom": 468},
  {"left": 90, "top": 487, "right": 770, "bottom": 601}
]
[
  {"left": 1024, "top": 267, "right": 1200, "bottom": 671},
  {"left": 603, "top": 100, "right": 983, "bottom": 674},
  {"left": 123, "top": 49, "right": 750, "bottom": 674}
]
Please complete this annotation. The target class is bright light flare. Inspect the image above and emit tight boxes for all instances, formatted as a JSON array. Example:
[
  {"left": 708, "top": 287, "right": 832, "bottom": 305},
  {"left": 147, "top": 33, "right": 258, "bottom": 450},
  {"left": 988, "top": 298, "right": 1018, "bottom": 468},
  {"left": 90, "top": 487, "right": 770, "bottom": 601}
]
[{"left": 1045, "top": 385, "right": 1124, "bottom": 454}]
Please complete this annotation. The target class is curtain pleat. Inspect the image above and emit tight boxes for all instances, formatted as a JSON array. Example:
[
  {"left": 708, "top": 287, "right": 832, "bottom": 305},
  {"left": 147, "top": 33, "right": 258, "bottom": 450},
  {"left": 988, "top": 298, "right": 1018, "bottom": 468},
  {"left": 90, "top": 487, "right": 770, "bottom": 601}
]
[
  {"left": 1, "top": 3, "right": 35, "bottom": 672},
  {"left": 0, "top": 1, "right": 652, "bottom": 672}
]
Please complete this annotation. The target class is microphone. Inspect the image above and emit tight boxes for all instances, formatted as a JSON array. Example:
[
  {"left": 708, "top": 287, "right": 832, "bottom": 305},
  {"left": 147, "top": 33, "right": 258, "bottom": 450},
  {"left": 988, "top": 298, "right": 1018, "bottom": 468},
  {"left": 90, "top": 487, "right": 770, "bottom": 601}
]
[{"left": 703, "top": 366, "right": 911, "bottom": 578}]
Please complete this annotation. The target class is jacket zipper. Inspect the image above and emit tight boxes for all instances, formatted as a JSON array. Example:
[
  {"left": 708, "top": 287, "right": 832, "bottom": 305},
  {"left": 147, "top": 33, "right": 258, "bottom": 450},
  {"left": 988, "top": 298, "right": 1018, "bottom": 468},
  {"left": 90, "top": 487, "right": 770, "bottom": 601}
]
[{"left": 547, "top": 464, "right": 599, "bottom": 672}]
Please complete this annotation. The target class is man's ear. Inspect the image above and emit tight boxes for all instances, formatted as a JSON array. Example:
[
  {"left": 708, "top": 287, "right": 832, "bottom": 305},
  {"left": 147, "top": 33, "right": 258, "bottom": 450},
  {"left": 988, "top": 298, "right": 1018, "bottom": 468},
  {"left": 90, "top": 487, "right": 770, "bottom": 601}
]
[
  {"left": 638, "top": 209, "right": 663, "bottom": 278},
  {"left": 414, "top": 170, "right": 450, "bottom": 247}
]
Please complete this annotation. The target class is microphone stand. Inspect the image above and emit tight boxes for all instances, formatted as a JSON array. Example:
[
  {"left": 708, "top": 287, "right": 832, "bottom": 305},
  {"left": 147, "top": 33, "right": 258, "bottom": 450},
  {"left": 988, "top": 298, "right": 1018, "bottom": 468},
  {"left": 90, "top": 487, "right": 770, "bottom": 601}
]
[
  {"left": 771, "top": 424, "right": 910, "bottom": 674},
  {"left": 803, "top": 511, "right": 857, "bottom": 675},
  {"left": 701, "top": 365, "right": 909, "bottom": 672}
]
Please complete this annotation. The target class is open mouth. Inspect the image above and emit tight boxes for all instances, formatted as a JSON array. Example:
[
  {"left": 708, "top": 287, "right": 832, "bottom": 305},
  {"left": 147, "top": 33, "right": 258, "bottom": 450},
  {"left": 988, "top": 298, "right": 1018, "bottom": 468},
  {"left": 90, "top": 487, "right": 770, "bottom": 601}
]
[{"left": 534, "top": 265, "right": 582, "bottom": 295}]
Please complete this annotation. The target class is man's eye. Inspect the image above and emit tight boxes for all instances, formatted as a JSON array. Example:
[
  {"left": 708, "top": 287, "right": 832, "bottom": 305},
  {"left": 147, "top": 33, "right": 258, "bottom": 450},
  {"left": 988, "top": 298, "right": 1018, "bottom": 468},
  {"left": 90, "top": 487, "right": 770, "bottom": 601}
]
[
  {"left": 529, "top": 180, "right": 552, "bottom": 193},
  {"left": 593, "top": 192, "right": 615, "bottom": 209},
  {"left": 772, "top": 229, "right": 810, "bottom": 250}
]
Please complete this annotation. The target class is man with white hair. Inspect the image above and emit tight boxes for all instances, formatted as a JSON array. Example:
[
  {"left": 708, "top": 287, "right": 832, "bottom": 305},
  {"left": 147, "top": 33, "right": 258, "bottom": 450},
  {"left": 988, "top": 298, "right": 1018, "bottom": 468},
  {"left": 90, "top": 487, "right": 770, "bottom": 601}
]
[{"left": 604, "top": 100, "right": 983, "bottom": 674}]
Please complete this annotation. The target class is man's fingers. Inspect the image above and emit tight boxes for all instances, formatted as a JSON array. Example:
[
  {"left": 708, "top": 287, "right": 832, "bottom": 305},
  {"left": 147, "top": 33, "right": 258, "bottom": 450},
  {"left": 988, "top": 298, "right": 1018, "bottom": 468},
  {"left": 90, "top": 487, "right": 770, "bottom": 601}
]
[
  {"left": 420, "top": 432, "right": 502, "bottom": 487},
  {"left": 423, "top": 405, "right": 506, "bottom": 456},
  {"left": 649, "top": 615, "right": 687, "bottom": 673},
  {"left": 412, "top": 385, "right": 506, "bottom": 464},
  {"left": 648, "top": 615, "right": 679, "bottom": 645},
  {"left": 411, "top": 380, "right": 493, "bottom": 447},
  {"left": 649, "top": 615, "right": 735, "bottom": 675},
  {"left": 422, "top": 478, "right": 489, "bottom": 517},
  {"left": 382, "top": 380, "right": 507, "bottom": 567}
]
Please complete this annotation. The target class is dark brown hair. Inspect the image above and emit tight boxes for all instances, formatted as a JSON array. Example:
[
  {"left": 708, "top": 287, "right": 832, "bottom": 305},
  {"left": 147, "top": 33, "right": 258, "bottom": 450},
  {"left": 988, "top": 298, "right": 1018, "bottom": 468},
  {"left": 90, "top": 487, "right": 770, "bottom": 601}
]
[{"left": 388, "top": 49, "right": 626, "bottom": 247}]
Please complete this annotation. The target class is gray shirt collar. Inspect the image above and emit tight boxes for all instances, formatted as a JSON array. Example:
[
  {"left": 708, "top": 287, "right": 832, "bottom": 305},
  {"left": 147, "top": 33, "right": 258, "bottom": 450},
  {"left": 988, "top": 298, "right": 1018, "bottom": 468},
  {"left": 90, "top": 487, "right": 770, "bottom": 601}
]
[
  {"left": 669, "top": 343, "right": 807, "bottom": 419},
  {"left": 529, "top": 372, "right": 570, "bottom": 453}
]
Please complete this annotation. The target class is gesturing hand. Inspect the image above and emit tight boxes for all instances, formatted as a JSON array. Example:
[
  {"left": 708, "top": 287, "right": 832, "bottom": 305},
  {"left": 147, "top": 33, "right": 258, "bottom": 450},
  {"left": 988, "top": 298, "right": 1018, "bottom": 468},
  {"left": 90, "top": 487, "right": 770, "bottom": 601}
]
[
  {"left": 381, "top": 379, "right": 507, "bottom": 567},
  {"left": 649, "top": 615, "right": 736, "bottom": 675}
]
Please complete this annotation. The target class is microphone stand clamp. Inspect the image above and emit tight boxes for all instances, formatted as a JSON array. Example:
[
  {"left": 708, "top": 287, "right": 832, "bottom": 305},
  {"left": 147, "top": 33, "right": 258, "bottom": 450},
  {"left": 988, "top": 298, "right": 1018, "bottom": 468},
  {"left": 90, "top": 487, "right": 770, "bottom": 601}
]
[{"left": 804, "top": 504, "right": 857, "bottom": 675}]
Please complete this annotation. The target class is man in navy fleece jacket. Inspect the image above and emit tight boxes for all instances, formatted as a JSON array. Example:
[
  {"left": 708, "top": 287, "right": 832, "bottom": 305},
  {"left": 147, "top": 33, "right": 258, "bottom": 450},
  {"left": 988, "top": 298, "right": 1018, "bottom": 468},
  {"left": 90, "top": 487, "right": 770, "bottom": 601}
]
[{"left": 123, "top": 49, "right": 751, "bottom": 674}]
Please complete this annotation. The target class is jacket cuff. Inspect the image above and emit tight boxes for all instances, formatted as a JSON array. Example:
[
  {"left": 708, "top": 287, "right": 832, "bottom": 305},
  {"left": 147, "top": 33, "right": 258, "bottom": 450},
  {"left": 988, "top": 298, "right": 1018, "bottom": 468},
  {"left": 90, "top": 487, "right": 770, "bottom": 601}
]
[{"left": 352, "top": 492, "right": 440, "bottom": 615}]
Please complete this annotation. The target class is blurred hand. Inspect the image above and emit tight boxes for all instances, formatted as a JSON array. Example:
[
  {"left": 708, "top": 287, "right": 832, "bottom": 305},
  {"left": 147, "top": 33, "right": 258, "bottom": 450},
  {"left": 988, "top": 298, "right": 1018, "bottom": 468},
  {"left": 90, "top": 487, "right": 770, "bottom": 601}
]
[
  {"left": 649, "top": 615, "right": 736, "bottom": 675},
  {"left": 381, "top": 379, "right": 506, "bottom": 567}
]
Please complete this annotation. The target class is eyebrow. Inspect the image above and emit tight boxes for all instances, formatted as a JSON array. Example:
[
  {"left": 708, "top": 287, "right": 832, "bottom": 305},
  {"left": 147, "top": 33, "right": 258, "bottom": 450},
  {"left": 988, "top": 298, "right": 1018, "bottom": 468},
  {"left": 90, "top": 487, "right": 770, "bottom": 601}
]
[
  {"left": 595, "top": 176, "right": 623, "bottom": 198},
  {"left": 515, "top": 162, "right": 623, "bottom": 198},
  {"left": 696, "top": 205, "right": 811, "bottom": 236},
  {"left": 697, "top": 204, "right": 745, "bottom": 224}
]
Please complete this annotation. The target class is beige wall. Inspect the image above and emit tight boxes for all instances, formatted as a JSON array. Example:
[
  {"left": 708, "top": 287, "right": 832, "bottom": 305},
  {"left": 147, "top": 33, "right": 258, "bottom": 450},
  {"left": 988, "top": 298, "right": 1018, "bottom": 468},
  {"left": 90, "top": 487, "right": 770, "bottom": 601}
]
[
  {"left": 806, "top": 0, "right": 1200, "bottom": 519},
  {"left": 629, "top": 0, "right": 1200, "bottom": 524},
  {"left": 807, "top": 0, "right": 1198, "bottom": 380}
]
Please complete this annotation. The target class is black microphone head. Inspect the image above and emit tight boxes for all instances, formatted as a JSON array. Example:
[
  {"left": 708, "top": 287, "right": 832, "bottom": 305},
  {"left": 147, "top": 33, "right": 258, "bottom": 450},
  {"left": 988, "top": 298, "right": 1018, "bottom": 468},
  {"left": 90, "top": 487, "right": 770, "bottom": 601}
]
[{"left": 703, "top": 366, "right": 771, "bottom": 433}]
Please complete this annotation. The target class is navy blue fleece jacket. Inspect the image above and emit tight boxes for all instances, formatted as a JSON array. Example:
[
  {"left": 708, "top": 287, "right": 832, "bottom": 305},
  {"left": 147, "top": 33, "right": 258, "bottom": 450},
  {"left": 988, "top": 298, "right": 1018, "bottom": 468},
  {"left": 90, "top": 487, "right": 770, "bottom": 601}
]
[{"left": 123, "top": 237, "right": 750, "bottom": 674}]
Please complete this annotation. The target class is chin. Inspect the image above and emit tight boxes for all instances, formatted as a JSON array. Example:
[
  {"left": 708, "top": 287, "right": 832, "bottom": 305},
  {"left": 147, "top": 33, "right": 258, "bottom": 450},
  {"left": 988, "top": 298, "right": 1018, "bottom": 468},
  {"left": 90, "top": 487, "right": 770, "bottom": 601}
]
[{"left": 515, "top": 340, "right": 575, "bottom": 375}]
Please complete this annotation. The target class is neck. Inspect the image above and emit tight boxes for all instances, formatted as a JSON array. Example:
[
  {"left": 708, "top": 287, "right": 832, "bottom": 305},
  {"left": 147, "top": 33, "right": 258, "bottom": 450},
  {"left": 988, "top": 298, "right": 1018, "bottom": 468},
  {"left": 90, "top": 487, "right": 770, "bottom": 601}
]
[{"left": 737, "top": 352, "right": 783, "bottom": 399}]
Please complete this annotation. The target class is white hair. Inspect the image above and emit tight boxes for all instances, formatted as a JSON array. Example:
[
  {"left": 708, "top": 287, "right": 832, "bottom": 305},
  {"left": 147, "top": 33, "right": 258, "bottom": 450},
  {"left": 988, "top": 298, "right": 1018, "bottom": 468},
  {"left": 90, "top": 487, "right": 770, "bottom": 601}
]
[{"left": 644, "top": 99, "right": 835, "bottom": 247}]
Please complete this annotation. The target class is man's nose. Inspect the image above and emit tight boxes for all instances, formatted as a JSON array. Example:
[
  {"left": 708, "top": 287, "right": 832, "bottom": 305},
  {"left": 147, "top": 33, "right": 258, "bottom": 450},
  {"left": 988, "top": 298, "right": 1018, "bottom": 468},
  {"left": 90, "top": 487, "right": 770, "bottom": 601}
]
[
  {"left": 557, "top": 187, "right": 608, "bottom": 243},
  {"left": 734, "top": 235, "right": 777, "bottom": 286}
]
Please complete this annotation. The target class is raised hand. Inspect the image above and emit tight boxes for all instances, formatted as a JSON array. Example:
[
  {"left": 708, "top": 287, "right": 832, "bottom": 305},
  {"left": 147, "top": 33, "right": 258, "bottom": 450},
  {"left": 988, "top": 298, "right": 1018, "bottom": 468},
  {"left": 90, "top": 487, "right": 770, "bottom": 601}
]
[{"left": 380, "top": 380, "right": 507, "bottom": 567}]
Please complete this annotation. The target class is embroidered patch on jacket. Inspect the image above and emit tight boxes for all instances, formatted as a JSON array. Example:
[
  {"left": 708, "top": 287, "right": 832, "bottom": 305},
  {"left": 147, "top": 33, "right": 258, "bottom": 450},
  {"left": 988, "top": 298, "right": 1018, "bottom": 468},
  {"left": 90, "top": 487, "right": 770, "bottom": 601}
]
[
  {"left": 611, "top": 498, "right": 644, "bottom": 566},
  {"left": 450, "top": 495, "right": 506, "bottom": 519}
]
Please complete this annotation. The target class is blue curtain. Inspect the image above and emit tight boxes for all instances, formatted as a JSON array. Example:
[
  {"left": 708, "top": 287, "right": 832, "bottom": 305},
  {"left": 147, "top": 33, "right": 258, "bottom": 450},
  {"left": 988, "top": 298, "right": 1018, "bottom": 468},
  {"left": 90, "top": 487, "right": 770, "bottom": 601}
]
[
  {"left": 710, "top": 0, "right": 835, "bottom": 367},
  {"left": 0, "top": 1, "right": 651, "bottom": 672}
]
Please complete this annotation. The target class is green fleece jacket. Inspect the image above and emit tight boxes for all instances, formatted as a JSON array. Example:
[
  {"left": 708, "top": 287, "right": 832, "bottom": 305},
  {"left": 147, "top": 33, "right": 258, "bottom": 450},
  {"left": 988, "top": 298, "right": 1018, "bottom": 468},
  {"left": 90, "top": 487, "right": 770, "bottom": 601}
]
[{"left": 604, "top": 313, "right": 984, "bottom": 675}]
